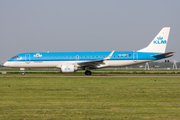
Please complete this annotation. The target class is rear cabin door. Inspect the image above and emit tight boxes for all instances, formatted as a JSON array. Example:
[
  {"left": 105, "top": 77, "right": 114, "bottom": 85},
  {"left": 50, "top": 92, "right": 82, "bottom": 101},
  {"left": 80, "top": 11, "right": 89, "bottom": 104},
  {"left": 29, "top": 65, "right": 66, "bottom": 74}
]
[{"left": 133, "top": 52, "right": 138, "bottom": 62}]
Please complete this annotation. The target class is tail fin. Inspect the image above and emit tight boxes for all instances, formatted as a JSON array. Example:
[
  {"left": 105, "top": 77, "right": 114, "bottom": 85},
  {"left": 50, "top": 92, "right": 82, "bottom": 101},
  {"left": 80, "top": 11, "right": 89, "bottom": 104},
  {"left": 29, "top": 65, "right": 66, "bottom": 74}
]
[{"left": 138, "top": 27, "right": 170, "bottom": 53}]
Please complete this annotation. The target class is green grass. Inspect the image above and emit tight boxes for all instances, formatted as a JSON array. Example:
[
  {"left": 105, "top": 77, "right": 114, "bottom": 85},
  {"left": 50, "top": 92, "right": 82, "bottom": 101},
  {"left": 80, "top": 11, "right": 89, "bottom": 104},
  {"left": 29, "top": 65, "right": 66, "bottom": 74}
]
[
  {"left": 0, "top": 77, "right": 180, "bottom": 120},
  {"left": 2, "top": 71, "right": 180, "bottom": 75}
]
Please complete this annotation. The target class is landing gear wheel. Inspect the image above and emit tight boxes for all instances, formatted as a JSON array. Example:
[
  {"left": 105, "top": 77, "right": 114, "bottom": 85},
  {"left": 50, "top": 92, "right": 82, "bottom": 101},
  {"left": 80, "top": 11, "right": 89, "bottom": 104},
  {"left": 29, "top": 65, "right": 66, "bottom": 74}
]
[
  {"left": 21, "top": 72, "right": 25, "bottom": 76},
  {"left": 85, "top": 70, "right": 91, "bottom": 75}
]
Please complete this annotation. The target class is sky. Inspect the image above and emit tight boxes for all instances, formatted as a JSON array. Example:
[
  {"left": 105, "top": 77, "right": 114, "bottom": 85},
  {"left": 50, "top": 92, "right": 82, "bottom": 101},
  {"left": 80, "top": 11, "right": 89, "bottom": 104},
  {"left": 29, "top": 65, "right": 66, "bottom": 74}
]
[{"left": 0, "top": 0, "right": 180, "bottom": 63}]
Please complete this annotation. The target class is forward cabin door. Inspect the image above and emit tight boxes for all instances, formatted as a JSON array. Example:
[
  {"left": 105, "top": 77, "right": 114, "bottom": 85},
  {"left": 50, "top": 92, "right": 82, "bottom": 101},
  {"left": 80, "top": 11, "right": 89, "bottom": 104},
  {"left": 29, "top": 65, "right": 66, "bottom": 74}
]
[
  {"left": 133, "top": 51, "right": 138, "bottom": 62},
  {"left": 25, "top": 54, "right": 30, "bottom": 64},
  {"left": 76, "top": 55, "right": 79, "bottom": 61}
]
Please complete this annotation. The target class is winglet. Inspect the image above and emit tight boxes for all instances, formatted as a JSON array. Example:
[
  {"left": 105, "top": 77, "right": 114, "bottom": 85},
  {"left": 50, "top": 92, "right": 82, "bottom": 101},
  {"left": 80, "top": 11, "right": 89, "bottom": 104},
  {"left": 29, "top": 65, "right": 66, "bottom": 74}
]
[{"left": 104, "top": 50, "right": 115, "bottom": 60}]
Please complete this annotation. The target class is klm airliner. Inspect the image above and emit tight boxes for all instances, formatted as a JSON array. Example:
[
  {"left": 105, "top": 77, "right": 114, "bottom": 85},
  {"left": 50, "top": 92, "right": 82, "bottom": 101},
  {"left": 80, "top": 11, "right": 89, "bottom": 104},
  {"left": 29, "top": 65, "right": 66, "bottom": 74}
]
[{"left": 3, "top": 27, "right": 174, "bottom": 75}]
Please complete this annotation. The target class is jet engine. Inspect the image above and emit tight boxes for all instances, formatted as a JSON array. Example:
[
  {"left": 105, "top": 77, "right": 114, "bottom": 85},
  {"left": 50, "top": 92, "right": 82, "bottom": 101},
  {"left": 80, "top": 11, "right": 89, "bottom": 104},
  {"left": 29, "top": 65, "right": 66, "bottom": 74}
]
[{"left": 60, "top": 64, "right": 78, "bottom": 73}]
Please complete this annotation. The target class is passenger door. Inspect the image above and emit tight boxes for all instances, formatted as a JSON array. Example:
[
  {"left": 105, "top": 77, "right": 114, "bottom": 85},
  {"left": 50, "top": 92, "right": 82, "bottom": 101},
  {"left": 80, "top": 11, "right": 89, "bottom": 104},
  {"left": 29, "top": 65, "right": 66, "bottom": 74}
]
[
  {"left": 25, "top": 54, "right": 30, "bottom": 64},
  {"left": 133, "top": 52, "right": 138, "bottom": 62}
]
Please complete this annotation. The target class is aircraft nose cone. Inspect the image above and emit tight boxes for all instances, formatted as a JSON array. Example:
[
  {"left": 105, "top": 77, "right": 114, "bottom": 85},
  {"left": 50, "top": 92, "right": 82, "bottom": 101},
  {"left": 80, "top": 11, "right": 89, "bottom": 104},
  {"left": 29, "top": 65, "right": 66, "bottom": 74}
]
[{"left": 3, "top": 62, "right": 10, "bottom": 67}]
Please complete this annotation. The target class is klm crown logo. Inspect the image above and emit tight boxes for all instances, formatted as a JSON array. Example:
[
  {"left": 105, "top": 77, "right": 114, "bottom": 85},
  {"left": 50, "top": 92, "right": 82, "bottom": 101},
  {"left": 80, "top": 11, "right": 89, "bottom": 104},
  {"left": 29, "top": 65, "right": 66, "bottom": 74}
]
[
  {"left": 34, "top": 53, "right": 42, "bottom": 57},
  {"left": 153, "top": 36, "right": 166, "bottom": 44},
  {"left": 65, "top": 67, "right": 70, "bottom": 70}
]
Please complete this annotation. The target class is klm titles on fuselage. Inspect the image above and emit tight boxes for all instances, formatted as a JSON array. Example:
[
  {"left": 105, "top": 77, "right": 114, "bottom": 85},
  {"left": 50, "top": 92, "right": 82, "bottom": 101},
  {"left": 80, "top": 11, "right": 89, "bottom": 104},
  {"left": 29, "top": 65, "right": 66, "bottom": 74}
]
[{"left": 153, "top": 36, "right": 166, "bottom": 44}]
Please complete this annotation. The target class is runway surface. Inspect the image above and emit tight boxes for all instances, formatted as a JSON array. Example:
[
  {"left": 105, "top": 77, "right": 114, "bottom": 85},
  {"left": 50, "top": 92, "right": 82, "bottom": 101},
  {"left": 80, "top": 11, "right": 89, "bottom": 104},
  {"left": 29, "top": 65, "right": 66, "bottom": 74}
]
[{"left": 1, "top": 75, "right": 180, "bottom": 77}]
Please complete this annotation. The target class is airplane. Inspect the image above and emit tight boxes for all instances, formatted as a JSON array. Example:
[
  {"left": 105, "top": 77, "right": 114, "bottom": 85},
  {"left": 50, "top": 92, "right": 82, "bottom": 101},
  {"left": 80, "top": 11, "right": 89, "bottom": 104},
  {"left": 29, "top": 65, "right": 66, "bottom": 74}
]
[{"left": 3, "top": 27, "right": 174, "bottom": 75}]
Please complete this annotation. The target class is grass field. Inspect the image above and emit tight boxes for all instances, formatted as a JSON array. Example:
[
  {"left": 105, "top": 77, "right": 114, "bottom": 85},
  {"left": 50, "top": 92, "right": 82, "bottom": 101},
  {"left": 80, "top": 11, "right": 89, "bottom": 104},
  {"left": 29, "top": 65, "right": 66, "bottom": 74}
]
[{"left": 0, "top": 77, "right": 180, "bottom": 120}]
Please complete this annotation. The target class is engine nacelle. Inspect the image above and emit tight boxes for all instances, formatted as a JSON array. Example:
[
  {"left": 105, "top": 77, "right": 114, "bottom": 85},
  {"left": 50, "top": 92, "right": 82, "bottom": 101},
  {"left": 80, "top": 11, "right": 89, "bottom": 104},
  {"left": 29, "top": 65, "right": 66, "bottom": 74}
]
[{"left": 60, "top": 64, "right": 77, "bottom": 73}]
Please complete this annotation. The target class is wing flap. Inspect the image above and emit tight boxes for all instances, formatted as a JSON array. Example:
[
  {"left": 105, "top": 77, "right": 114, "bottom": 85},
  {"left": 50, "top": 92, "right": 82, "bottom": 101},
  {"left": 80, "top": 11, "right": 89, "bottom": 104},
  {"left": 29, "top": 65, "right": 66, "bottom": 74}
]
[{"left": 77, "top": 50, "right": 115, "bottom": 67}]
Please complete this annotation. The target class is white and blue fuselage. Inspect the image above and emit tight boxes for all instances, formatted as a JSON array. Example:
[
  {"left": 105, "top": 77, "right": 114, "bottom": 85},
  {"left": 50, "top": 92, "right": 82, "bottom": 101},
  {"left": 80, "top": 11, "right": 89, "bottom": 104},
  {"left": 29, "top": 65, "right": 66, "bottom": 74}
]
[
  {"left": 3, "top": 27, "right": 174, "bottom": 75},
  {"left": 5, "top": 51, "right": 166, "bottom": 69}
]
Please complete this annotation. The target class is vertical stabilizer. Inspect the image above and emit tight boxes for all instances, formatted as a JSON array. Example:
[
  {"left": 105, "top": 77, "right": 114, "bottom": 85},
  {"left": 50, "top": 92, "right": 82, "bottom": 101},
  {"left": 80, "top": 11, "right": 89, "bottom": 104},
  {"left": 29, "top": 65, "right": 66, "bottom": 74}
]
[{"left": 138, "top": 27, "right": 170, "bottom": 53}]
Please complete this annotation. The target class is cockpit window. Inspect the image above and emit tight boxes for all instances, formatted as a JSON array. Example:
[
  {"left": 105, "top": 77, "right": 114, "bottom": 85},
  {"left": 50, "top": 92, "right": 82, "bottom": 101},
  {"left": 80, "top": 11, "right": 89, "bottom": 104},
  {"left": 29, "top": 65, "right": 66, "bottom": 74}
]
[{"left": 11, "top": 56, "right": 19, "bottom": 59}]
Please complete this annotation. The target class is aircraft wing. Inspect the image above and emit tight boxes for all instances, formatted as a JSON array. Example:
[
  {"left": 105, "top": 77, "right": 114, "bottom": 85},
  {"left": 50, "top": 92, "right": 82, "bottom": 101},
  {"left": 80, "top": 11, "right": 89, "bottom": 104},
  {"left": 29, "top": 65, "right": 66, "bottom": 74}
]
[
  {"left": 77, "top": 50, "right": 115, "bottom": 67},
  {"left": 153, "top": 52, "right": 174, "bottom": 57}
]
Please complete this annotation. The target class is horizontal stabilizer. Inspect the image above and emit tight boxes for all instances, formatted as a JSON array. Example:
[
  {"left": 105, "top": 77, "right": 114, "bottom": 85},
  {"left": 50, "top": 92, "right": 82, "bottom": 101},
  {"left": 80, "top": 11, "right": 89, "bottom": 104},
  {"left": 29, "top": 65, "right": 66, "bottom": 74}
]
[{"left": 153, "top": 52, "right": 174, "bottom": 57}]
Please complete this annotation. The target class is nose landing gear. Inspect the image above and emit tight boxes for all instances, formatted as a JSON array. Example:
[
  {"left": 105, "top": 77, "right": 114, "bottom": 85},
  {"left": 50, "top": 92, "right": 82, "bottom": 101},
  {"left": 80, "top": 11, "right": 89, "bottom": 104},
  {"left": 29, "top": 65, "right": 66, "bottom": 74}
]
[
  {"left": 21, "top": 72, "right": 25, "bottom": 76},
  {"left": 85, "top": 70, "right": 92, "bottom": 75},
  {"left": 20, "top": 68, "right": 25, "bottom": 76}
]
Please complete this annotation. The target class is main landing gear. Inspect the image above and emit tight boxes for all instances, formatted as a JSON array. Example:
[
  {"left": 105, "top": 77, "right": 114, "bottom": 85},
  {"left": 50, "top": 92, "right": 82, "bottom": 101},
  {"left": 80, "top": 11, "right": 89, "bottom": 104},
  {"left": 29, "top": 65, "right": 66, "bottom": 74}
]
[{"left": 85, "top": 70, "right": 92, "bottom": 75}]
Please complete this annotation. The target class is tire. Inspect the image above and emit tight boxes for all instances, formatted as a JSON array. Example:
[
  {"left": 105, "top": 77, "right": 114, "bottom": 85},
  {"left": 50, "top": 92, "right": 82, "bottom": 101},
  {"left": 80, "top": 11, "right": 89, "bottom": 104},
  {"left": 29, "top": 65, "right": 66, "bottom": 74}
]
[{"left": 85, "top": 70, "right": 91, "bottom": 75}]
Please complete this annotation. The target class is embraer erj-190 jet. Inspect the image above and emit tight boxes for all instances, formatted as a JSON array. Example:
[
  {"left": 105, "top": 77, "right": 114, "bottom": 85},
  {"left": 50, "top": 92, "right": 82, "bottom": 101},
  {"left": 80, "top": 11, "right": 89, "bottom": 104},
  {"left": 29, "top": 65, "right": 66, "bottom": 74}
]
[{"left": 3, "top": 27, "right": 174, "bottom": 75}]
